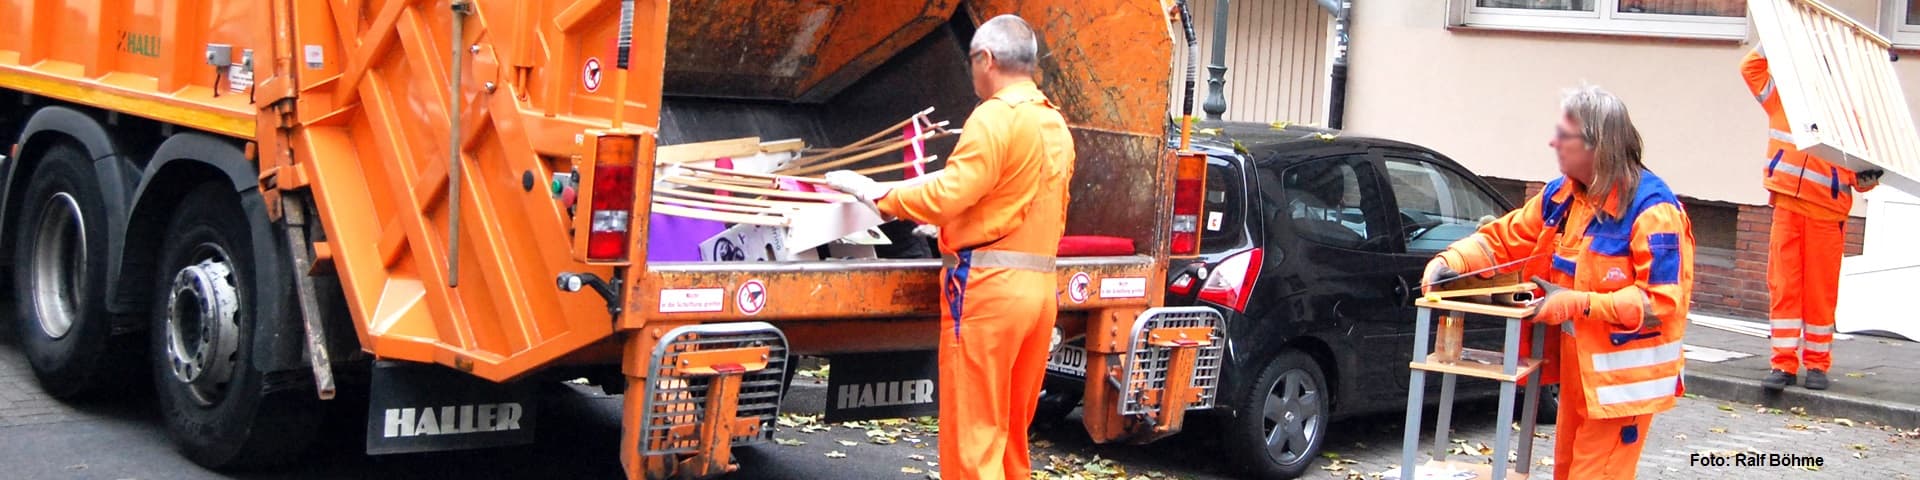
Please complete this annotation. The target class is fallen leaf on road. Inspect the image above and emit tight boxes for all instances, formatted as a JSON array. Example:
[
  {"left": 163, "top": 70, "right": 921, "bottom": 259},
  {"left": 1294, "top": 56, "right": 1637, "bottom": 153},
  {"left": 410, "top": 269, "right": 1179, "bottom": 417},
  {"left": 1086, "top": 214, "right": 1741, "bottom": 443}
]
[
  {"left": 1534, "top": 431, "right": 1551, "bottom": 439},
  {"left": 775, "top": 438, "right": 805, "bottom": 446},
  {"left": 1855, "top": 452, "right": 1869, "bottom": 459},
  {"left": 1674, "top": 434, "right": 1688, "bottom": 441},
  {"left": 837, "top": 440, "right": 859, "bottom": 447},
  {"left": 901, "top": 467, "right": 924, "bottom": 474},
  {"left": 1033, "top": 440, "right": 1054, "bottom": 449},
  {"left": 1730, "top": 413, "right": 1743, "bottom": 419},
  {"left": 1538, "top": 457, "right": 1555, "bottom": 467},
  {"left": 1849, "top": 443, "right": 1869, "bottom": 451},
  {"left": 908, "top": 454, "right": 927, "bottom": 461},
  {"left": 927, "top": 473, "right": 941, "bottom": 480},
  {"left": 1718, "top": 405, "right": 1735, "bottom": 412},
  {"left": 1790, "top": 406, "right": 1808, "bottom": 416},
  {"left": 1322, "top": 452, "right": 1343, "bottom": 460},
  {"left": 825, "top": 451, "right": 848, "bottom": 459},
  {"left": 1845, "top": 372, "right": 1875, "bottom": 378},
  {"left": 1789, "top": 424, "right": 1811, "bottom": 431},
  {"left": 1710, "top": 427, "right": 1728, "bottom": 434},
  {"left": 1684, "top": 393, "right": 1702, "bottom": 399},
  {"left": 1836, "top": 418, "right": 1857, "bottom": 427}
]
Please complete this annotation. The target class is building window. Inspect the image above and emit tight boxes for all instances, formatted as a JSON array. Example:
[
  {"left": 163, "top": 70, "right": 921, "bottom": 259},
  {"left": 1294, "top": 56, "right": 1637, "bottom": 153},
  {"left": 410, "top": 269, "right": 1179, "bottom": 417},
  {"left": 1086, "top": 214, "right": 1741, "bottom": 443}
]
[
  {"left": 1452, "top": 0, "right": 1747, "bottom": 39},
  {"left": 1889, "top": 0, "right": 1920, "bottom": 48}
]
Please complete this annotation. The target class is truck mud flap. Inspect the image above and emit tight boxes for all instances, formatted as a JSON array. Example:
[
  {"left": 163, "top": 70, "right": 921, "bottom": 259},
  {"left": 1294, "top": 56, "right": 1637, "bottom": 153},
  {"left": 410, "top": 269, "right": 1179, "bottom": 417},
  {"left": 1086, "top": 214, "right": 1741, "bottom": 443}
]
[
  {"left": 637, "top": 323, "right": 788, "bottom": 458},
  {"left": 365, "top": 361, "right": 537, "bottom": 455},
  {"left": 823, "top": 351, "right": 938, "bottom": 423},
  {"left": 1117, "top": 307, "right": 1226, "bottom": 430}
]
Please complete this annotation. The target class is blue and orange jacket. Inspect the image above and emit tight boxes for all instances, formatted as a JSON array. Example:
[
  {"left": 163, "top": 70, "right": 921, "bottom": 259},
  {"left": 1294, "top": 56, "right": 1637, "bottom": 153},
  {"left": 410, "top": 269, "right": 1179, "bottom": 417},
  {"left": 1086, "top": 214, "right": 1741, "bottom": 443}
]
[{"left": 1461, "top": 172, "right": 1696, "bottom": 419}]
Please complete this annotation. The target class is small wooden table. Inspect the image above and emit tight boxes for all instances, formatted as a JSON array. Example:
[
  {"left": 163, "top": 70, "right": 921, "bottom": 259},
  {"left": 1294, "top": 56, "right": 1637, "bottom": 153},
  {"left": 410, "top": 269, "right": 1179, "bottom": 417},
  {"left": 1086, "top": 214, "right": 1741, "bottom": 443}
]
[{"left": 1396, "top": 286, "right": 1546, "bottom": 480}]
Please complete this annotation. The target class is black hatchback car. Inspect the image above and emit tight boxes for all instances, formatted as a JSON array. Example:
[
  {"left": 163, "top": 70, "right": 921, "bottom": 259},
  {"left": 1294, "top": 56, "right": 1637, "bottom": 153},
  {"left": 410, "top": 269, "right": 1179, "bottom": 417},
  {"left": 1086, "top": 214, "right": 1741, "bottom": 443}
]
[{"left": 1043, "top": 122, "right": 1556, "bottom": 479}]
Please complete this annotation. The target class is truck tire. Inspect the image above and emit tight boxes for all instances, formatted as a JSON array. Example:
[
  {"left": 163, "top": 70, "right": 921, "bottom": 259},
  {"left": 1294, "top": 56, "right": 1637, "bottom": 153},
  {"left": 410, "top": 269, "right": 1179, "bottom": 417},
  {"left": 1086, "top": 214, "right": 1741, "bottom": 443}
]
[
  {"left": 150, "top": 183, "right": 320, "bottom": 469},
  {"left": 1222, "top": 351, "right": 1328, "bottom": 479},
  {"left": 10, "top": 143, "right": 135, "bottom": 399}
]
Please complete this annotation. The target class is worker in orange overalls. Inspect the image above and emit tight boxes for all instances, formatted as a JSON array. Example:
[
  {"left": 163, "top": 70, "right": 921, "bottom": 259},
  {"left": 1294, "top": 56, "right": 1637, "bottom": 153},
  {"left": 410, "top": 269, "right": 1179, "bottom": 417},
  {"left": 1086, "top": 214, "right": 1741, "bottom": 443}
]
[
  {"left": 1423, "top": 86, "right": 1694, "bottom": 479},
  {"left": 824, "top": 14, "right": 1073, "bottom": 480},
  {"left": 1739, "top": 46, "right": 1883, "bottom": 392}
]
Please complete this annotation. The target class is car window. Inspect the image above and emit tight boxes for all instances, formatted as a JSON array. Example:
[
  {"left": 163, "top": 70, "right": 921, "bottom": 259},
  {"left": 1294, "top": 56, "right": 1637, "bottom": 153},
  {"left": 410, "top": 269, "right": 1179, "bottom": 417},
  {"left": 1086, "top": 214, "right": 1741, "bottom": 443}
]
[
  {"left": 1381, "top": 156, "right": 1506, "bottom": 253},
  {"left": 1201, "top": 156, "right": 1250, "bottom": 254},
  {"left": 1260, "top": 155, "right": 1397, "bottom": 253}
]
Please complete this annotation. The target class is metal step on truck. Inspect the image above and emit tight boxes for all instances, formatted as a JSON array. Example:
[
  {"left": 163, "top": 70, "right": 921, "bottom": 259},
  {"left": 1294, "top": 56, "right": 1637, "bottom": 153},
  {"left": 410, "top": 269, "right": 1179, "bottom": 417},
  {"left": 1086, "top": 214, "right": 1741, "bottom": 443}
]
[{"left": 0, "top": 0, "right": 1222, "bottom": 478}]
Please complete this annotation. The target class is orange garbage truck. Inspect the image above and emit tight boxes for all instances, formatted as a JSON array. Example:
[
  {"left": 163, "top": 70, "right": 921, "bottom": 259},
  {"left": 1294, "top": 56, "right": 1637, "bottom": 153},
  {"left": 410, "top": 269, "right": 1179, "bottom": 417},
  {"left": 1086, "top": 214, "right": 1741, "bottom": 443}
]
[{"left": 0, "top": 0, "right": 1220, "bottom": 478}]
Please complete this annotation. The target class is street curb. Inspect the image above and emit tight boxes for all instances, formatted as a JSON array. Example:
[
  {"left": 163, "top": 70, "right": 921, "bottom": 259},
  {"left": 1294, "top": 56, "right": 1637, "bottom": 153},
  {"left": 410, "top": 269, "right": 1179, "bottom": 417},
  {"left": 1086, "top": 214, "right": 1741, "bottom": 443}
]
[{"left": 1684, "top": 370, "right": 1920, "bottom": 429}]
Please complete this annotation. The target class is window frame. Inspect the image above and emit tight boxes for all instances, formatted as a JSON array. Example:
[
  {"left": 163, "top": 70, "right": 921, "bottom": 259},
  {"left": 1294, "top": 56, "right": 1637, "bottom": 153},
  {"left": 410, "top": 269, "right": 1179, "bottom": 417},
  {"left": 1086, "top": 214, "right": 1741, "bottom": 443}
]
[
  {"left": 1199, "top": 154, "right": 1256, "bottom": 255},
  {"left": 1886, "top": 1, "right": 1920, "bottom": 49},
  {"left": 1449, "top": 0, "right": 1748, "bottom": 40},
  {"left": 1264, "top": 154, "right": 1402, "bottom": 254},
  {"left": 1376, "top": 152, "right": 1513, "bottom": 255}
]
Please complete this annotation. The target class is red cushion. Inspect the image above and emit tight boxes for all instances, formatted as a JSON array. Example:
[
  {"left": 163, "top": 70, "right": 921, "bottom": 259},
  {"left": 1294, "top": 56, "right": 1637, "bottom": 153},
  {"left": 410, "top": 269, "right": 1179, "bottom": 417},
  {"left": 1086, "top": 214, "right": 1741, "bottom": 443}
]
[{"left": 1058, "top": 235, "right": 1136, "bottom": 257}]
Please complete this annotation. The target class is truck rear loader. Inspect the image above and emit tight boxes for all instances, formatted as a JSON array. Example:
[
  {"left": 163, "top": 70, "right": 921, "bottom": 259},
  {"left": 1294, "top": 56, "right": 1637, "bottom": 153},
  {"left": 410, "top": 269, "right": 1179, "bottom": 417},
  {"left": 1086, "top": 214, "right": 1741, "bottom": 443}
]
[{"left": 0, "top": 1, "right": 1221, "bottom": 478}]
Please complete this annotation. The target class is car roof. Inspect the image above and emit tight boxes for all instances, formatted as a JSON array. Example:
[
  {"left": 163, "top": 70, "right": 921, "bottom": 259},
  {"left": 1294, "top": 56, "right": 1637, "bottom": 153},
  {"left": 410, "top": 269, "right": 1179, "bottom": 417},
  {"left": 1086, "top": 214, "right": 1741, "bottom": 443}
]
[{"left": 1174, "top": 120, "right": 1451, "bottom": 169}]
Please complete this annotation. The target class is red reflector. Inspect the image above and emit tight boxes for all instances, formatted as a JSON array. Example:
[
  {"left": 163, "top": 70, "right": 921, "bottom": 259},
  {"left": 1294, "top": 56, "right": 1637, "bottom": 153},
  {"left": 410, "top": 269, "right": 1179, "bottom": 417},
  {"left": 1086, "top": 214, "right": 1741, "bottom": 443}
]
[
  {"left": 587, "top": 162, "right": 636, "bottom": 261},
  {"left": 1170, "top": 153, "right": 1206, "bottom": 255}
]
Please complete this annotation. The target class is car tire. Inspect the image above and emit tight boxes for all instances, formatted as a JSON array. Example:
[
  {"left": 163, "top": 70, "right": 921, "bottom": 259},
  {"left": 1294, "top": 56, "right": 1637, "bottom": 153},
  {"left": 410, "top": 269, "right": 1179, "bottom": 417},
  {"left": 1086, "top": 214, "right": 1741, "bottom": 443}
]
[
  {"left": 1223, "top": 351, "right": 1329, "bottom": 479},
  {"left": 150, "top": 183, "right": 321, "bottom": 470},
  {"left": 10, "top": 143, "right": 139, "bottom": 399},
  {"left": 1031, "top": 380, "right": 1081, "bottom": 429}
]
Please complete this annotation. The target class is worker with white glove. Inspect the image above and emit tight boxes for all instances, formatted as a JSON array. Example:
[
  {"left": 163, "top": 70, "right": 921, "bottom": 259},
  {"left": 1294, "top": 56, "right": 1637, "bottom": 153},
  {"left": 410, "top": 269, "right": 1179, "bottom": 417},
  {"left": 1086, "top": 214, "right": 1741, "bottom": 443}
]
[{"left": 822, "top": 14, "right": 1073, "bottom": 480}]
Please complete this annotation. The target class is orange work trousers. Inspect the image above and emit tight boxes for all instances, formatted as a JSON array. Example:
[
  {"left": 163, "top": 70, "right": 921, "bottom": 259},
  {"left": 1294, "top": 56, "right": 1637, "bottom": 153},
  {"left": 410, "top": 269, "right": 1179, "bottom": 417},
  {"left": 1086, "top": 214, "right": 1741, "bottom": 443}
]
[
  {"left": 938, "top": 254, "right": 1058, "bottom": 480},
  {"left": 1767, "top": 207, "right": 1844, "bottom": 373},
  {"left": 1553, "top": 341, "right": 1655, "bottom": 480}
]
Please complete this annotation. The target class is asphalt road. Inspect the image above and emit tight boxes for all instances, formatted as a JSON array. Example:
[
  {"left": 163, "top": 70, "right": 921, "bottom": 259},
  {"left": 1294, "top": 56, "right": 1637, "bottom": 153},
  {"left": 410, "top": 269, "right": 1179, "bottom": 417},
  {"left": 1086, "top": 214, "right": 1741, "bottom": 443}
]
[{"left": 6, "top": 324, "right": 1919, "bottom": 479}]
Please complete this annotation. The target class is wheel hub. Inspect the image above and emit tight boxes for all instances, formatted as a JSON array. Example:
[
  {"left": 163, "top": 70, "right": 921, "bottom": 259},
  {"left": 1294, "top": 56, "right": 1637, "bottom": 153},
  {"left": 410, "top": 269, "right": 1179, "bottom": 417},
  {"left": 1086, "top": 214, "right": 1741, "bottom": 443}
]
[
  {"left": 29, "top": 192, "right": 86, "bottom": 340},
  {"left": 165, "top": 257, "right": 241, "bottom": 406},
  {"left": 1264, "top": 369, "right": 1323, "bottom": 466}
]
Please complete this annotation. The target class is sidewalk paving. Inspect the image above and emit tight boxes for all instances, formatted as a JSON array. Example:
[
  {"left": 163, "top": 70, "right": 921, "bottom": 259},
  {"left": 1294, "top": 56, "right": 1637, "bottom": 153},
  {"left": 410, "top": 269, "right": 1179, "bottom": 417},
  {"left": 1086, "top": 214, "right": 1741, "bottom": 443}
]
[{"left": 1683, "top": 314, "right": 1920, "bottom": 428}]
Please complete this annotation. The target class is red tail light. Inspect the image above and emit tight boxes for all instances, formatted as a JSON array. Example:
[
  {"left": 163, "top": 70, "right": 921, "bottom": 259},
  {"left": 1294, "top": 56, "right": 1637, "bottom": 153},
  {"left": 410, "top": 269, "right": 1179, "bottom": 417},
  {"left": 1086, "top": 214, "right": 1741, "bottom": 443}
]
[
  {"left": 1198, "top": 248, "right": 1262, "bottom": 312},
  {"left": 1171, "top": 153, "right": 1206, "bottom": 255},
  {"left": 587, "top": 136, "right": 637, "bottom": 261},
  {"left": 1169, "top": 274, "right": 1196, "bottom": 296}
]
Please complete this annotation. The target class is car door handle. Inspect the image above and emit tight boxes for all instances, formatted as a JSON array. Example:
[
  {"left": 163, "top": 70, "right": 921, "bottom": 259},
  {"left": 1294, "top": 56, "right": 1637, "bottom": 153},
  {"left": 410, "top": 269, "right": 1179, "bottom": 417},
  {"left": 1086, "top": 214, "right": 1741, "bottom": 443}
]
[{"left": 1392, "top": 276, "right": 1411, "bottom": 304}]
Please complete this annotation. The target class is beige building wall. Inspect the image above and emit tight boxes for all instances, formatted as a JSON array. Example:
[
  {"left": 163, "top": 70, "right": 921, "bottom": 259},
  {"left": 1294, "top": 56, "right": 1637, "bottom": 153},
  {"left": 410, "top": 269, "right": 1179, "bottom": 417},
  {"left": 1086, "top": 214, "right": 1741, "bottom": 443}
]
[
  {"left": 1344, "top": 0, "right": 1920, "bottom": 207},
  {"left": 1173, "top": 0, "right": 1333, "bottom": 124}
]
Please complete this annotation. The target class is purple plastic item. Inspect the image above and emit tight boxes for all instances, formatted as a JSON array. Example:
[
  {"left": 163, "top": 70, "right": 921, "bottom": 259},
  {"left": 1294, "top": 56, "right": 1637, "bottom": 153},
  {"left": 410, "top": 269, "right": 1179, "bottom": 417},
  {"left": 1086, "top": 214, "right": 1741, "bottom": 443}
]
[{"left": 647, "top": 157, "right": 734, "bottom": 261}]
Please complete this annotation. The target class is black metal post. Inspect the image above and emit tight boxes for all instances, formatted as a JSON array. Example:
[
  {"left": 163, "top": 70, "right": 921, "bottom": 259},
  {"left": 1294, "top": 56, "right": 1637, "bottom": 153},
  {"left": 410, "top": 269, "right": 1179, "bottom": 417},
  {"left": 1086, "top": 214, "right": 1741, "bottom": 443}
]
[{"left": 1202, "top": 0, "right": 1230, "bottom": 120}]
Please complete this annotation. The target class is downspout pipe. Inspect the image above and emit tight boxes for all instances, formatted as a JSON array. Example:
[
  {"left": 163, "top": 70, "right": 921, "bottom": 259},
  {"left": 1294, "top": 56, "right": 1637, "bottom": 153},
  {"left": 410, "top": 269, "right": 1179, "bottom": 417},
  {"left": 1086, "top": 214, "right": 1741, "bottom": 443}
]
[{"left": 1319, "top": 0, "right": 1351, "bottom": 130}]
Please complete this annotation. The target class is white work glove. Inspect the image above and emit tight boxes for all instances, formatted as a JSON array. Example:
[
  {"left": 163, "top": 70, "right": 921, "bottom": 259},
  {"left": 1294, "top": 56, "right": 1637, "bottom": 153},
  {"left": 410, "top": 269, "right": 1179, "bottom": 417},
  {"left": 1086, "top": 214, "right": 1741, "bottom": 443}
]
[
  {"left": 912, "top": 224, "right": 940, "bottom": 239},
  {"left": 824, "top": 170, "right": 891, "bottom": 203}
]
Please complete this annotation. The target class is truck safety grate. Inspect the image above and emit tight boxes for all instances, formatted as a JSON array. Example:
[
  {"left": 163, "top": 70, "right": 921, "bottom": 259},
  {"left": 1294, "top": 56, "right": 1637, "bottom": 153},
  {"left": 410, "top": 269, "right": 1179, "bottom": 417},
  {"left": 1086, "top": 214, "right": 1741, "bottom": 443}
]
[
  {"left": 1119, "top": 307, "right": 1225, "bottom": 416},
  {"left": 639, "top": 322, "right": 789, "bottom": 455}
]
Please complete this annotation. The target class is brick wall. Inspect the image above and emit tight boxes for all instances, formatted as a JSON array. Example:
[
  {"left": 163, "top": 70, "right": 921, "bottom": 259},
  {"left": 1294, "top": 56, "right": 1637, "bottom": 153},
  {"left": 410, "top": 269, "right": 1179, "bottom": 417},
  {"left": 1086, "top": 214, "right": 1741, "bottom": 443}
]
[{"left": 1491, "top": 179, "right": 1866, "bottom": 321}]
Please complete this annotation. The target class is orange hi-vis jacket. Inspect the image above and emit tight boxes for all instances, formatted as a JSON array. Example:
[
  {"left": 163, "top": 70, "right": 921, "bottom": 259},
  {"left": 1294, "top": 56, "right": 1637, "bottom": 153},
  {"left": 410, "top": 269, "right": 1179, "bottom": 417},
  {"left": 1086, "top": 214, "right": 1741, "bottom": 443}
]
[
  {"left": 876, "top": 80, "right": 1074, "bottom": 480},
  {"left": 1464, "top": 173, "right": 1696, "bottom": 419},
  {"left": 1741, "top": 48, "right": 1870, "bottom": 220},
  {"left": 880, "top": 80, "right": 1074, "bottom": 258}
]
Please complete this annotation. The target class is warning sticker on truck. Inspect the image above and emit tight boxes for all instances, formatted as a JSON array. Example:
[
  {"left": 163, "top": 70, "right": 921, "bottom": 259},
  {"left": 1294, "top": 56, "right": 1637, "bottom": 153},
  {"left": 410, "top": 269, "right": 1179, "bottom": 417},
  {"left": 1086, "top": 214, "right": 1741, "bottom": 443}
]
[
  {"left": 659, "top": 288, "right": 724, "bottom": 313},
  {"left": 1099, "top": 277, "right": 1147, "bottom": 299}
]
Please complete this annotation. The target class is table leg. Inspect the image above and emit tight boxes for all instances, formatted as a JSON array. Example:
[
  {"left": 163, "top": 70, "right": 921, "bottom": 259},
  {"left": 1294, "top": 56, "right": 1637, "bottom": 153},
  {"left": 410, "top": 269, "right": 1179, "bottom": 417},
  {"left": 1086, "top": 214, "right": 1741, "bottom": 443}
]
[{"left": 1401, "top": 307, "right": 1434, "bottom": 479}]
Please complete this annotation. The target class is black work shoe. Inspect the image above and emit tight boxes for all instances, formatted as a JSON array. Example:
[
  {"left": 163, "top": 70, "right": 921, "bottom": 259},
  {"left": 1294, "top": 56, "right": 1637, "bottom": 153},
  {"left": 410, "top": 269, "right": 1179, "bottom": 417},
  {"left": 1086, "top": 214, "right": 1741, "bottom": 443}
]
[
  {"left": 1763, "top": 369, "right": 1797, "bottom": 392},
  {"left": 1805, "top": 369, "right": 1830, "bottom": 390}
]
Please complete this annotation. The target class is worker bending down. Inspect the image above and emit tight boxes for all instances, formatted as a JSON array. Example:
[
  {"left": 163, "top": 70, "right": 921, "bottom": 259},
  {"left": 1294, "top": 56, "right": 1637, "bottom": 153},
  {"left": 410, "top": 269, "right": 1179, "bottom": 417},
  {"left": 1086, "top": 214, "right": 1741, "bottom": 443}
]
[
  {"left": 1740, "top": 46, "right": 1883, "bottom": 392},
  {"left": 1424, "top": 86, "right": 1694, "bottom": 479},
  {"left": 824, "top": 14, "right": 1074, "bottom": 480}
]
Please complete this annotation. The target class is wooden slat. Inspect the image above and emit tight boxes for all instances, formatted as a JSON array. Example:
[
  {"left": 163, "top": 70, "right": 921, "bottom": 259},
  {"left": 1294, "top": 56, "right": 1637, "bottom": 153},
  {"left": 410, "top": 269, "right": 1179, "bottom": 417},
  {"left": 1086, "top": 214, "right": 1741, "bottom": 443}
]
[
  {"left": 780, "top": 129, "right": 949, "bottom": 176},
  {"left": 851, "top": 155, "right": 940, "bottom": 177},
  {"left": 650, "top": 204, "right": 789, "bottom": 227},
  {"left": 1413, "top": 298, "right": 1535, "bottom": 319},
  {"left": 653, "top": 195, "right": 789, "bottom": 215},
  {"left": 676, "top": 163, "right": 831, "bottom": 185},
  {"left": 1409, "top": 355, "right": 1542, "bottom": 383},
  {"left": 654, "top": 188, "right": 823, "bottom": 209},
  {"left": 660, "top": 176, "right": 855, "bottom": 202},
  {"left": 1427, "top": 283, "right": 1536, "bottom": 300},
  {"left": 657, "top": 137, "right": 762, "bottom": 164}
]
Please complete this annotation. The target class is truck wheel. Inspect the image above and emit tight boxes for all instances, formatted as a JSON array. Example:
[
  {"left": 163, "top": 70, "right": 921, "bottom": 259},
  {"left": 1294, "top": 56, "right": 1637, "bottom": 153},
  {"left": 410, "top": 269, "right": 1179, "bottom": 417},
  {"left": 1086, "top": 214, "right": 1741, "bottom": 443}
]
[
  {"left": 1223, "top": 351, "right": 1328, "bottom": 479},
  {"left": 150, "top": 184, "right": 320, "bottom": 469},
  {"left": 10, "top": 143, "right": 133, "bottom": 399}
]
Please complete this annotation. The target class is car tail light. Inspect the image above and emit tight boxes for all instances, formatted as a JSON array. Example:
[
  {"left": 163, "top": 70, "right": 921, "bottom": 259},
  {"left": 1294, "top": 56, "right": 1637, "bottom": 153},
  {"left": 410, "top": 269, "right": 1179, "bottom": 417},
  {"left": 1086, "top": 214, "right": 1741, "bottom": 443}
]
[
  {"left": 587, "top": 136, "right": 637, "bottom": 261},
  {"left": 1169, "top": 275, "right": 1196, "bottom": 296},
  {"left": 1198, "top": 248, "right": 1262, "bottom": 312},
  {"left": 1170, "top": 153, "right": 1206, "bottom": 255}
]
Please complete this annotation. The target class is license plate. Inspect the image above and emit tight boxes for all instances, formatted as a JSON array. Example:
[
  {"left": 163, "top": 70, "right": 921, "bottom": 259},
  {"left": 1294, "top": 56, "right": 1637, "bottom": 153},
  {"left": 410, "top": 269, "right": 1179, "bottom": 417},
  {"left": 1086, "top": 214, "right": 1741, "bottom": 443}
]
[{"left": 1047, "top": 343, "right": 1086, "bottom": 377}]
